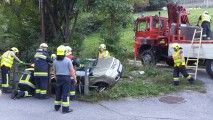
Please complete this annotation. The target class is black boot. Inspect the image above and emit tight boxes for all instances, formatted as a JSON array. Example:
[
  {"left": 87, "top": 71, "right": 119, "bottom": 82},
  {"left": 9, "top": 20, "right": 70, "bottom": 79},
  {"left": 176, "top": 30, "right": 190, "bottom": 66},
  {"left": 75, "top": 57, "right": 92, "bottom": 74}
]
[
  {"left": 16, "top": 91, "right": 25, "bottom": 99},
  {"left": 173, "top": 81, "right": 179, "bottom": 86},
  {"left": 54, "top": 105, "right": 61, "bottom": 111},
  {"left": 2, "top": 88, "right": 12, "bottom": 93},
  {"left": 188, "top": 77, "right": 195, "bottom": 84},
  {"left": 11, "top": 90, "right": 18, "bottom": 99},
  {"left": 40, "top": 94, "right": 50, "bottom": 100},
  {"left": 35, "top": 93, "right": 40, "bottom": 99},
  {"left": 62, "top": 107, "right": 73, "bottom": 114}
]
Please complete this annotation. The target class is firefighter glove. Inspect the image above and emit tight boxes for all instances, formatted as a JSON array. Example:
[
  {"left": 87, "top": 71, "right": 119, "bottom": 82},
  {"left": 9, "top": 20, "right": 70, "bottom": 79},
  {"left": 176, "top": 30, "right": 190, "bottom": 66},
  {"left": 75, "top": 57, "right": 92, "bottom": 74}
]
[{"left": 19, "top": 61, "right": 25, "bottom": 64}]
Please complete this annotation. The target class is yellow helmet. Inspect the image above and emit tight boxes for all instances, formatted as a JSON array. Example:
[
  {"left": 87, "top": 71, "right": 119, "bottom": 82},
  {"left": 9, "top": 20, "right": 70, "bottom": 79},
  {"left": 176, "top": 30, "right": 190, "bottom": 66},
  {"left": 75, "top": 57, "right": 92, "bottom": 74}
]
[
  {"left": 57, "top": 45, "right": 66, "bottom": 55},
  {"left": 99, "top": 44, "right": 106, "bottom": 50},
  {"left": 40, "top": 43, "right": 48, "bottom": 49},
  {"left": 11, "top": 47, "right": 19, "bottom": 53},
  {"left": 172, "top": 43, "right": 180, "bottom": 50}
]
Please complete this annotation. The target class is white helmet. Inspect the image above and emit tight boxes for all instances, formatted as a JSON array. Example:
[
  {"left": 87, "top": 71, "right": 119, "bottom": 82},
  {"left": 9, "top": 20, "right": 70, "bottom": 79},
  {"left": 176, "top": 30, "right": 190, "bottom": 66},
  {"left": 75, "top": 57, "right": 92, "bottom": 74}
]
[
  {"left": 203, "top": 11, "right": 208, "bottom": 14},
  {"left": 11, "top": 47, "right": 19, "bottom": 53},
  {"left": 99, "top": 44, "right": 106, "bottom": 50},
  {"left": 65, "top": 46, "right": 72, "bottom": 55},
  {"left": 40, "top": 43, "right": 48, "bottom": 49}
]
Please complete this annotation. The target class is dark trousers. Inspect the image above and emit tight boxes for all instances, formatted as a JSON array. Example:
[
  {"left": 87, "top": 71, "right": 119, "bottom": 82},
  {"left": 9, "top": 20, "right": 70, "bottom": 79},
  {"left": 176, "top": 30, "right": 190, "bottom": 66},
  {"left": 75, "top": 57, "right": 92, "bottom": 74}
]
[
  {"left": 54, "top": 75, "right": 71, "bottom": 112},
  {"left": 34, "top": 77, "right": 48, "bottom": 98},
  {"left": 173, "top": 66, "right": 189, "bottom": 78},
  {"left": 70, "top": 79, "right": 76, "bottom": 100},
  {"left": 202, "top": 21, "right": 211, "bottom": 40},
  {"left": 1, "top": 65, "right": 10, "bottom": 90},
  {"left": 18, "top": 84, "right": 35, "bottom": 97}
]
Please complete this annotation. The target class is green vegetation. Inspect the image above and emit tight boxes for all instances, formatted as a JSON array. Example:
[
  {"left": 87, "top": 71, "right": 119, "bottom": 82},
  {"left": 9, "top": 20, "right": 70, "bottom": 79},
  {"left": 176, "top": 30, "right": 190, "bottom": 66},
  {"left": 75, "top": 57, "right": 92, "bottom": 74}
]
[
  {"left": 77, "top": 64, "right": 205, "bottom": 102},
  {"left": 77, "top": 8, "right": 212, "bottom": 102},
  {"left": 0, "top": 1, "right": 210, "bottom": 102}
]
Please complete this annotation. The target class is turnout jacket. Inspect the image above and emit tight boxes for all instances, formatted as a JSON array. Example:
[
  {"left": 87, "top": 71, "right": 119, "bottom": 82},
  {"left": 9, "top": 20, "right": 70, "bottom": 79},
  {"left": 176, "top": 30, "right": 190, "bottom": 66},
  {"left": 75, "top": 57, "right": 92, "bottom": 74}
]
[{"left": 34, "top": 49, "right": 52, "bottom": 77}]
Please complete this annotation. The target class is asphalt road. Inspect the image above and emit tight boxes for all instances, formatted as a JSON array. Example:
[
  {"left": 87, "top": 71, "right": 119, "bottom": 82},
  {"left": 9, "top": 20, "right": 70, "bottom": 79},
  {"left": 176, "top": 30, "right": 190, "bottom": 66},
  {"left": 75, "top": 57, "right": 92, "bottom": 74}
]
[{"left": 0, "top": 68, "right": 213, "bottom": 120}]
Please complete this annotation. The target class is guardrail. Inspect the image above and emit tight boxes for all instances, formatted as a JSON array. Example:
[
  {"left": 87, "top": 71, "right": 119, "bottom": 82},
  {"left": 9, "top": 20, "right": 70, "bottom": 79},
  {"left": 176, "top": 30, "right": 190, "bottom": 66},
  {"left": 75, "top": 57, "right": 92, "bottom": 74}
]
[{"left": 0, "top": 62, "right": 90, "bottom": 96}]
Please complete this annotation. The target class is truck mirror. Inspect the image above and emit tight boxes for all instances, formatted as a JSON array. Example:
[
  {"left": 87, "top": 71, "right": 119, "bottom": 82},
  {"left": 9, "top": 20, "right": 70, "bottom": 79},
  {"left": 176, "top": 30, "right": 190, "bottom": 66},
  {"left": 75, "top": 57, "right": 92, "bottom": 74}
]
[{"left": 133, "top": 28, "right": 136, "bottom": 32}]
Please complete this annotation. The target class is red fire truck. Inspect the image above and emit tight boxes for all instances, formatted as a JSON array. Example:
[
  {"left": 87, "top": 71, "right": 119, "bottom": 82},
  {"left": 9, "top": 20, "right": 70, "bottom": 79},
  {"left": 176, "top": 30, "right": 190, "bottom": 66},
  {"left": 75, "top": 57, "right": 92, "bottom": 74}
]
[{"left": 133, "top": 2, "right": 213, "bottom": 78}]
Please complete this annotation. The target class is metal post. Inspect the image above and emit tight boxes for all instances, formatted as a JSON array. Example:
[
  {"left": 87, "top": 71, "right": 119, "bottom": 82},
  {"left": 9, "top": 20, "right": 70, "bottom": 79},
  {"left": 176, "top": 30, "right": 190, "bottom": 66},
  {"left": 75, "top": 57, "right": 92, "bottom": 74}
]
[
  {"left": 84, "top": 64, "right": 89, "bottom": 95},
  {"left": 12, "top": 63, "right": 19, "bottom": 90},
  {"left": 47, "top": 64, "right": 52, "bottom": 97}
]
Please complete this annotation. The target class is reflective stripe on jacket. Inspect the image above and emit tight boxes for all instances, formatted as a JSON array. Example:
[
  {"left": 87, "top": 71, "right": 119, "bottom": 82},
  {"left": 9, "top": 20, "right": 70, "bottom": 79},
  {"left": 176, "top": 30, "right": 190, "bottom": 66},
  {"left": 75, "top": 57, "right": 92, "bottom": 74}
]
[
  {"left": 173, "top": 50, "right": 182, "bottom": 67},
  {"left": 34, "top": 49, "right": 52, "bottom": 77},
  {"left": 0, "top": 51, "right": 14, "bottom": 68},
  {"left": 19, "top": 68, "right": 36, "bottom": 89},
  {"left": 99, "top": 50, "right": 110, "bottom": 58}
]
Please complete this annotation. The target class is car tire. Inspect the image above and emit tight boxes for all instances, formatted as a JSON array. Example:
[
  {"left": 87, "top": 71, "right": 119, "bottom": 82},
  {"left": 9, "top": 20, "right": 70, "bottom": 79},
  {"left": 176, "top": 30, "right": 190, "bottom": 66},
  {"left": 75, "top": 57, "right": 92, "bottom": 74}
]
[
  {"left": 95, "top": 83, "right": 109, "bottom": 92},
  {"left": 141, "top": 49, "right": 156, "bottom": 65},
  {"left": 205, "top": 59, "right": 213, "bottom": 79}
]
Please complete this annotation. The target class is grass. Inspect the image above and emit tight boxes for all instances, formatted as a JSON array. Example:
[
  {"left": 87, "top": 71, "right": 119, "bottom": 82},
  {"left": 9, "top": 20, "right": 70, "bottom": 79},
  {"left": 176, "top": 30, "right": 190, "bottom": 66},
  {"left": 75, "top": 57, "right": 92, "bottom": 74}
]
[
  {"left": 77, "top": 8, "right": 212, "bottom": 102},
  {"left": 77, "top": 64, "right": 206, "bottom": 103}
]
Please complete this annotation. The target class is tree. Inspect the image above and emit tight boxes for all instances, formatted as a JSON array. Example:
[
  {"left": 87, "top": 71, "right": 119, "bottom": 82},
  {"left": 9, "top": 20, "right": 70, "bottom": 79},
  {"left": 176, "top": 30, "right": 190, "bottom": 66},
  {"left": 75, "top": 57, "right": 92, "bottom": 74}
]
[
  {"left": 95, "top": 0, "right": 133, "bottom": 55},
  {"left": 147, "top": 0, "right": 173, "bottom": 10},
  {"left": 0, "top": 0, "right": 40, "bottom": 62}
]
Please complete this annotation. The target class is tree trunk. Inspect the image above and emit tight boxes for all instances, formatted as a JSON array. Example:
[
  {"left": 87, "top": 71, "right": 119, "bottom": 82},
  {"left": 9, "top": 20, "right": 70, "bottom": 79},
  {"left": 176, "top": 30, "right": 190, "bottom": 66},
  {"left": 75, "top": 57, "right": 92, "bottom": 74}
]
[
  {"left": 110, "top": 12, "right": 116, "bottom": 41},
  {"left": 70, "top": 11, "right": 79, "bottom": 42},
  {"left": 64, "top": 1, "right": 71, "bottom": 42}
]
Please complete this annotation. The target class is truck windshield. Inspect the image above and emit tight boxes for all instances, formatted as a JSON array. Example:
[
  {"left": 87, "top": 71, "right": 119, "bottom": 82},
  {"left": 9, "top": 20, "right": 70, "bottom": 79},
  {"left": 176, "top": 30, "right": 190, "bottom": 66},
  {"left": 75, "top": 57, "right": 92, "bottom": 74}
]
[{"left": 137, "top": 20, "right": 148, "bottom": 31}]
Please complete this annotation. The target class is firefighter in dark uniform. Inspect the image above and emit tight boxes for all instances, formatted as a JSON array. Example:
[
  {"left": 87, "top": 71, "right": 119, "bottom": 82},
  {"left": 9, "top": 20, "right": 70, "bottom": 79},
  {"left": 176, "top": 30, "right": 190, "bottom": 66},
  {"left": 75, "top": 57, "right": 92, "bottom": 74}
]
[
  {"left": 172, "top": 43, "right": 195, "bottom": 86},
  {"left": 197, "top": 11, "right": 212, "bottom": 40},
  {"left": 34, "top": 43, "right": 52, "bottom": 99},
  {"left": 53, "top": 45, "right": 77, "bottom": 113},
  {"left": 0, "top": 47, "right": 24, "bottom": 93},
  {"left": 11, "top": 64, "right": 35, "bottom": 99},
  {"left": 65, "top": 46, "right": 81, "bottom": 101}
]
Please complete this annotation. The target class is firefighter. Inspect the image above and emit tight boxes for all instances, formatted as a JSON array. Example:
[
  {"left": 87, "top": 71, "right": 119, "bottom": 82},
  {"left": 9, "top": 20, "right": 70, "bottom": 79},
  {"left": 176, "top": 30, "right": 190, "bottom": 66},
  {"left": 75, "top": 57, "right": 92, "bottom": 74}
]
[
  {"left": 34, "top": 43, "right": 52, "bottom": 99},
  {"left": 0, "top": 47, "right": 24, "bottom": 93},
  {"left": 65, "top": 46, "right": 83, "bottom": 100},
  {"left": 172, "top": 43, "right": 195, "bottom": 86},
  {"left": 99, "top": 44, "right": 110, "bottom": 58},
  {"left": 53, "top": 45, "right": 77, "bottom": 113},
  {"left": 11, "top": 64, "right": 35, "bottom": 99},
  {"left": 197, "top": 11, "right": 212, "bottom": 40}
]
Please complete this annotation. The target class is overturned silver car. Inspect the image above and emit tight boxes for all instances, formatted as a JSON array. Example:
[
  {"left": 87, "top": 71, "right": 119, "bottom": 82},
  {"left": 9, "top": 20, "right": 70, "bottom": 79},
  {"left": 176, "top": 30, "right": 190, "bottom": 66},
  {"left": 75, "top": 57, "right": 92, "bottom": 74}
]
[{"left": 51, "top": 56, "right": 123, "bottom": 93}]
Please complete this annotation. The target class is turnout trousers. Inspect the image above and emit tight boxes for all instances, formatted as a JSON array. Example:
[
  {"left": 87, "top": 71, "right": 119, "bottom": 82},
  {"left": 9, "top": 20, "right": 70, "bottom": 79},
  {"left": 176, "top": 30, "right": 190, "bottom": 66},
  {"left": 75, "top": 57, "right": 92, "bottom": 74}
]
[
  {"left": 34, "top": 76, "right": 48, "bottom": 99},
  {"left": 18, "top": 84, "right": 35, "bottom": 97},
  {"left": 54, "top": 75, "right": 71, "bottom": 112},
  {"left": 70, "top": 79, "right": 76, "bottom": 100},
  {"left": 202, "top": 21, "right": 211, "bottom": 40},
  {"left": 173, "top": 66, "right": 194, "bottom": 86},
  {"left": 1, "top": 65, "right": 10, "bottom": 92}
]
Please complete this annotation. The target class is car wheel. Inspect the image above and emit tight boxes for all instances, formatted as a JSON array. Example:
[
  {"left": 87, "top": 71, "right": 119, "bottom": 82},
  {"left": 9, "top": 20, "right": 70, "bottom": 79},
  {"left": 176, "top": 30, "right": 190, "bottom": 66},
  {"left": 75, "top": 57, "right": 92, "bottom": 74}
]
[
  {"left": 95, "top": 83, "right": 109, "bottom": 92},
  {"left": 205, "top": 59, "right": 213, "bottom": 79},
  {"left": 141, "top": 49, "right": 156, "bottom": 65}
]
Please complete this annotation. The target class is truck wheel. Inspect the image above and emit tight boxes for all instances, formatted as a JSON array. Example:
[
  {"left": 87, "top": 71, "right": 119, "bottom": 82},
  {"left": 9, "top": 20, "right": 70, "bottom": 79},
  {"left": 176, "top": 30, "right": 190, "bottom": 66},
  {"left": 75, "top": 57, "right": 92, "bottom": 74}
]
[
  {"left": 205, "top": 59, "right": 213, "bottom": 79},
  {"left": 166, "top": 58, "right": 174, "bottom": 66},
  {"left": 141, "top": 49, "right": 156, "bottom": 65}
]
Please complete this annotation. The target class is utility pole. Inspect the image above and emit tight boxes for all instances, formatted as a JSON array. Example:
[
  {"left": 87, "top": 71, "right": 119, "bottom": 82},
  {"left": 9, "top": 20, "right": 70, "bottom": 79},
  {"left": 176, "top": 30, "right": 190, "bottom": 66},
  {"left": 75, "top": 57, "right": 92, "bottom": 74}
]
[{"left": 40, "top": 0, "right": 45, "bottom": 42}]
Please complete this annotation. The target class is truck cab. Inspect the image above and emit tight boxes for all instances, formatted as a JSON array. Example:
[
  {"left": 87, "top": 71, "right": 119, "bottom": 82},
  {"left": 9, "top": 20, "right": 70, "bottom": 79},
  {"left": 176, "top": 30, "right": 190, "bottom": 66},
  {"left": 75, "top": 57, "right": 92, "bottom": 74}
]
[{"left": 134, "top": 15, "right": 169, "bottom": 64}]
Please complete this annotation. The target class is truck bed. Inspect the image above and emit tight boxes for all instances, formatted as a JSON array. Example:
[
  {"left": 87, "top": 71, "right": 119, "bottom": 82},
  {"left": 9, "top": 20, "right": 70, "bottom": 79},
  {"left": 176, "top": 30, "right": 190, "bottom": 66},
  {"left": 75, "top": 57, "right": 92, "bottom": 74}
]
[{"left": 168, "top": 40, "right": 213, "bottom": 59}]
